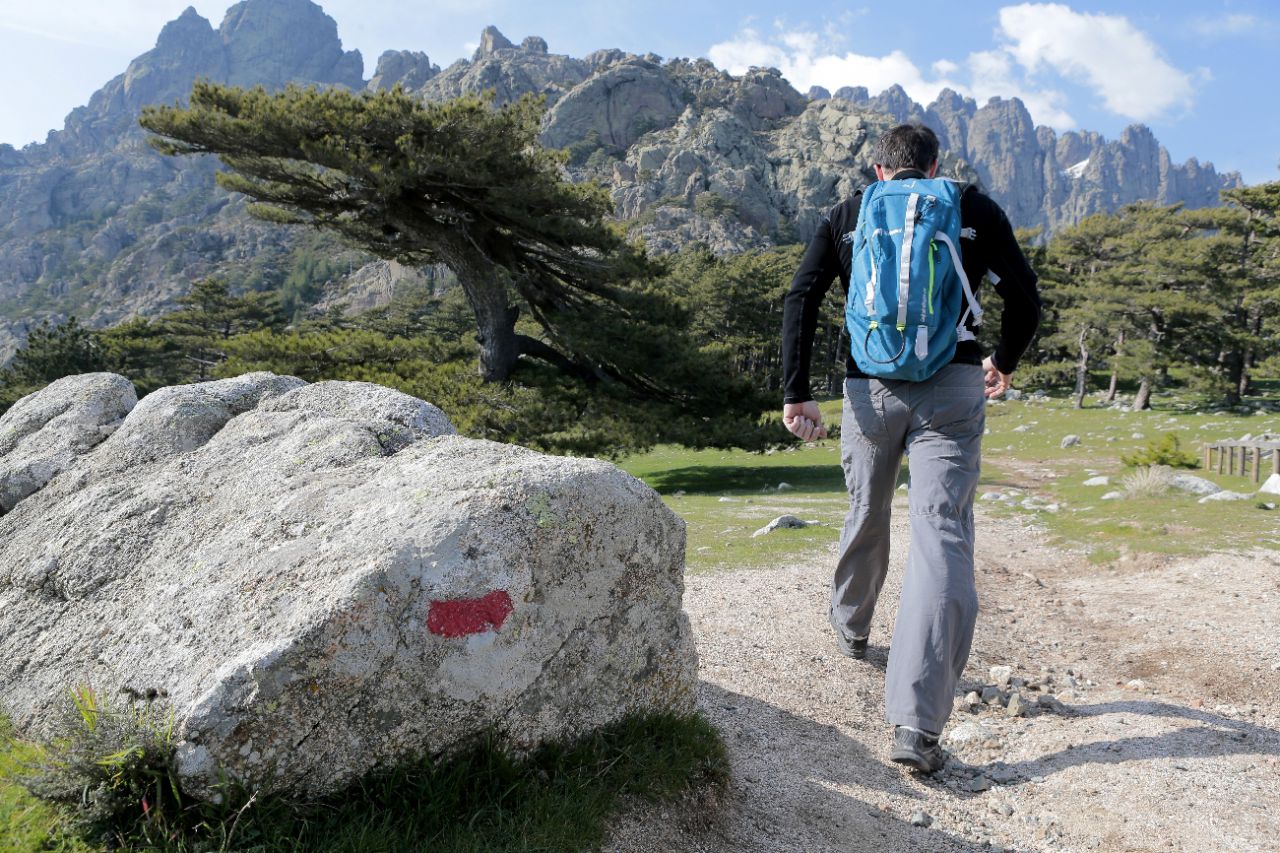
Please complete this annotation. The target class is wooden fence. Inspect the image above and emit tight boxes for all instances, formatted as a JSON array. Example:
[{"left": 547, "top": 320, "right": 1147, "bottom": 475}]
[{"left": 1204, "top": 441, "right": 1280, "bottom": 483}]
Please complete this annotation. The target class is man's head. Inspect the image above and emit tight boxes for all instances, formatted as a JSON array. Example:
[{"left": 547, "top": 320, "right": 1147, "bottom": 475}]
[{"left": 872, "top": 123, "right": 940, "bottom": 181}]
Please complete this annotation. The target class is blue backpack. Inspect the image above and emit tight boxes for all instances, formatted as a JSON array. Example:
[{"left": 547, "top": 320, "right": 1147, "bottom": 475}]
[{"left": 845, "top": 178, "right": 983, "bottom": 381}]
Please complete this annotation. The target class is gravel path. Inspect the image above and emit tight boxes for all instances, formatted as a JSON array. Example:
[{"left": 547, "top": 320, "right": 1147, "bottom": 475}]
[{"left": 607, "top": 498, "right": 1280, "bottom": 852}]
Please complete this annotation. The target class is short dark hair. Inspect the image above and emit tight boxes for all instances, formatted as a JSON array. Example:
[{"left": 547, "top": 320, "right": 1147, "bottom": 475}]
[{"left": 873, "top": 124, "right": 940, "bottom": 173}]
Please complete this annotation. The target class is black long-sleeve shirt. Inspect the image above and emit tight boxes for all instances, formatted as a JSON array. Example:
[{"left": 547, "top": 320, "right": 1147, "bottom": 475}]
[{"left": 781, "top": 172, "right": 1042, "bottom": 404}]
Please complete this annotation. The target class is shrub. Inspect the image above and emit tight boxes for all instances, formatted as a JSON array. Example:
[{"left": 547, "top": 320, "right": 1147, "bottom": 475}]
[
  {"left": 18, "top": 686, "right": 191, "bottom": 846},
  {"left": 1121, "top": 433, "right": 1199, "bottom": 469},
  {"left": 692, "top": 192, "right": 737, "bottom": 219},
  {"left": 1121, "top": 464, "right": 1174, "bottom": 498}
]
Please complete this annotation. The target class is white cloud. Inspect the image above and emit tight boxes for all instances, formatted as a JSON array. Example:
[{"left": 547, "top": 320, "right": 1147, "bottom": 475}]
[
  {"left": 1193, "top": 13, "right": 1261, "bottom": 36},
  {"left": 707, "top": 3, "right": 1195, "bottom": 130},
  {"left": 932, "top": 59, "right": 959, "bottom": 77},
  {"left": 708, "top": 29, "right": 967, "bottom": 108},
  {"left": 707, "top": 24, "right": 1075, "bottom": 130},
  {"left": 996, "top": 3, "right": 1193, "bottom": 121},
  {"left": 964, "top": 49, "right": 1075, "bottom": 129}
]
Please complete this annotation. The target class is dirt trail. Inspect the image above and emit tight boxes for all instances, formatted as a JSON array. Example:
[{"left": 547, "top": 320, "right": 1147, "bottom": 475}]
[{"left": 607, "top": 499, "right": 1280, "bottom": 852}]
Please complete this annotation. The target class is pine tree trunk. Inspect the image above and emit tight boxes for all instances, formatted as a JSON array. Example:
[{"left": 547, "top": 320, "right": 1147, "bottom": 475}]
[
  {"left": 1238, "top": 348, "right": 1252, "bottom": 400},
  {"left": 1105, "top": 329, "right": 1124, "bottom": 403},
  {"left": 1073, "top": 328, "right": 1090, "bottom": 409},
  {"left": 1133, "top": 376, "right": 1152, "bottom": 411},
  {"left": 1225, "top": 351, "right": 1244, "bottom": 405},
  {"left": 445, "top": 244, "right": 521, "bottom": 383}
]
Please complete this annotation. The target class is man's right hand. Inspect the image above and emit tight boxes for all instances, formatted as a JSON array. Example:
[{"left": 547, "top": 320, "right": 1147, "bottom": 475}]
[
  {"left": 982, "top": 356, "right": 1013, "bottom": 398},
  {"left": 783, "top": 401, "right": 828, "bottom": 441}
]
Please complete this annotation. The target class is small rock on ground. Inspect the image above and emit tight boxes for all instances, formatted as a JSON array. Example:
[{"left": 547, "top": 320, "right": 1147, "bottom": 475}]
[
  {"left": 752, "top": 515, "right": 810, "bottom": 537},
  {"left": 1199, "top": 490, "right": 1253, "bottom": 503}
]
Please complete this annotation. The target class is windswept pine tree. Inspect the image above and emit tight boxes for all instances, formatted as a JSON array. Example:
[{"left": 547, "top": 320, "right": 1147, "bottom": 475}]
[
  {"left": 141, "top": 83, "right": 649, "bottom": 385},
  {"left": 139, "top": 82, "right": 768, "bottom": 453}
]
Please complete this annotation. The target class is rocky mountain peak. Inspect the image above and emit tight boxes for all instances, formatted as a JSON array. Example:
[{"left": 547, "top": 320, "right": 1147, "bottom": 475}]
[
  {"left": 218, "top": 0, "right": 362, "bottom": 89},
  {"left": 369, "top": 50, "right": 439, "bottom": 92},
  {"left": 930, "top": 88, "right": 977, "bottom": 117},
  {"left": 474, "top": 26, "right": 516, "bottom": 59},
  {"left": 156, "top": 6, "right": 216, "bottom": 49}
]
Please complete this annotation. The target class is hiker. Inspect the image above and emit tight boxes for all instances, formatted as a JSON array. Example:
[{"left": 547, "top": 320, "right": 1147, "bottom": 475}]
[{"left": 779, "top": 123, "right": 1042, "bottom": 773}]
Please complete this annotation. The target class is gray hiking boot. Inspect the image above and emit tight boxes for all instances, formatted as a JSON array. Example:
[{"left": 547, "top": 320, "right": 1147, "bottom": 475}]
[{"left": 890, "top": 726, "right": 946, "bottom": 774}]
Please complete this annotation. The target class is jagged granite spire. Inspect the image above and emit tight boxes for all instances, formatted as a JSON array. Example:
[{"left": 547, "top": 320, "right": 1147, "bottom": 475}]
[{"left": 218, "top": 0, "right": 362, "bottom": 89}]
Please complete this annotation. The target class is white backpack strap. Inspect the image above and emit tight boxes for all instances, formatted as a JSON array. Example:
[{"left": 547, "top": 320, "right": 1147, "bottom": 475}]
[
  {"left": 934, "top": 231, "right": 983, "bottom": 341},
  {"left": 865, "top": 229, "right": 880, "bottom": 315},
  {"left": 897, "top": 193, "right": 920, "bottom": 330}
]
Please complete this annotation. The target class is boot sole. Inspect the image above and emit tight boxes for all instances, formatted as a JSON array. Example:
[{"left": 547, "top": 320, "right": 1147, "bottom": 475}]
[{"left": 890, "top": 747, "right": 944, "bottom": 774}]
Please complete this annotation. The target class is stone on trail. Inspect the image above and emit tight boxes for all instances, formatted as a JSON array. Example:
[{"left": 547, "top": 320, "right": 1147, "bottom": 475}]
[
  {"left": 0, "top": 374, "right": 696, "bottom": 799},
  {"left": 0, "top": 372, "right": 136, "bottom": 513},
  {"left": 988, "top": 665, "right": 1013, "bottom": 686},
  {"left": 1100, "top": 490, "right": 1125, "bottom": 501},
  {"left": 910, "top": 810, "right": 933, "bottom": 828},
  {"left": 1083, "top": 476, "right": 1110, "bottom": 487},
  {"left": 1260, "top": 473, "right": 1280, "bottom": 495},
  {"left": 1006, "top": 691, "right": 1025, "bottom": 717},
  {"left": 1060, "top": 434, "right": 1081, "bottom": 448}
]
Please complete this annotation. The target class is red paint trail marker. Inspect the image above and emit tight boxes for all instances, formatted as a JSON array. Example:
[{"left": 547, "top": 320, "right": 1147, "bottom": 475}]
[{"left": 427, "top": 590, "right": 514, "bottom": 638}]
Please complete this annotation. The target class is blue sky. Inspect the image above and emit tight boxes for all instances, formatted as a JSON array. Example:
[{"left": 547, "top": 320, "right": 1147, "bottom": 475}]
[{"left": 0, "top": 0, "right": 1276, "bottom": 183}]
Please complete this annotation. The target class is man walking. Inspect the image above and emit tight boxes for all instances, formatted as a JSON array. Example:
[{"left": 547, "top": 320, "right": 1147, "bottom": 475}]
[{"left": 780, "top": 124, "right": 1041, "bottom": 772}]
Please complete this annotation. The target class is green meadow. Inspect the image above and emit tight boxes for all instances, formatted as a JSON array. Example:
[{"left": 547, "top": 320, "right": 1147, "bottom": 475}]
[{"left": 622, "top": 388, "right": 1280, "bottom": 570}]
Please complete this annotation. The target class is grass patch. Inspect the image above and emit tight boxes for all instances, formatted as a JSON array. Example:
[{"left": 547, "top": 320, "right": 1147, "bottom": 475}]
[
  {"left": 622, "top": 396, "right": 1011, "bottom": 572},
  {"left": 978, "top": 388, "right": 1280, "bottom": 558},
  {"left": 625, "top": 388, "right": 1279, "bottom": 571},
  {"left": 0, "top": 713, "right": 727, "bottom": 852},
  {"left": 0, "top": 717, "right": 94, "bottom": 852}
]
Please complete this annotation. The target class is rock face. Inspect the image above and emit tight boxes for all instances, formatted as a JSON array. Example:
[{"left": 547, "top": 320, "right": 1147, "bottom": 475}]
[
  {"left": 0, "top": 373, "right": 136, "bottom": 512},
  {"left": 0, "top": 373, "right": 696, "bottom": 797},
  {"left": 542, "top": 58, "right": 687, "bottom": 151}
]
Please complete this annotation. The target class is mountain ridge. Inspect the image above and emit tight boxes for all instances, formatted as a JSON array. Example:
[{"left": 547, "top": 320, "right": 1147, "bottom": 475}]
[{"left": 0, "top": 0, "right": 1242, "bottom": 362}]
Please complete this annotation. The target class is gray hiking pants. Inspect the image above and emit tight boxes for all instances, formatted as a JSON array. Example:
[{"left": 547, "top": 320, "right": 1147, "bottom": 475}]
[{"left": 832, "top": 362, "right": 985, "bottom": 736}]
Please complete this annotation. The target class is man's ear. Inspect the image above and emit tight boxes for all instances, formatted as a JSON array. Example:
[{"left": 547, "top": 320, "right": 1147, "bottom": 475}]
[
  {"left": 874, "top": 164, "right": 887, "bottom": 181},
  {"left": 926, "top": 159, "right": 939, "bottom": 178}
]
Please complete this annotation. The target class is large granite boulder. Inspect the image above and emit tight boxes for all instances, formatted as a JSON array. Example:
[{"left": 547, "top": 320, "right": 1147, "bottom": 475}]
[
  {"left": 0, "top": 372, "right": 136, "bottom": 512},
  {"left": 0, "top": 374, "right": 695, "bottom": 798}
]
